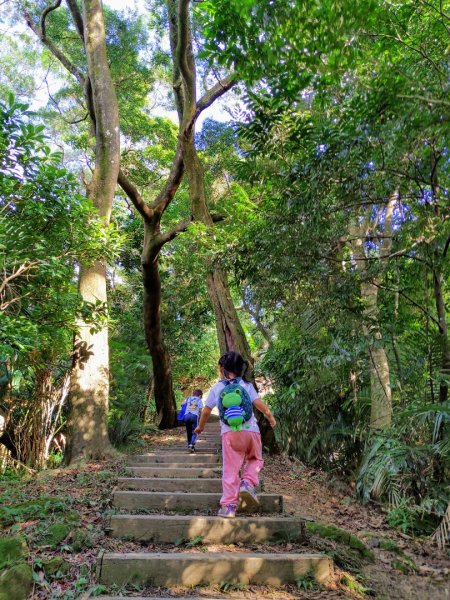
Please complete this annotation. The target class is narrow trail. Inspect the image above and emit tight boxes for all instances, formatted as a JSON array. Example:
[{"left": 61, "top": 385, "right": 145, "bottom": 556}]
[
  {"left": 5, "top": 419, "right": 447, "bottom": 598},
  {"left": 94, "top": 420, "right": 450, "bottom": 600},
  {"left": 96, "top": 417, "right": 334, "bottom": 599}
]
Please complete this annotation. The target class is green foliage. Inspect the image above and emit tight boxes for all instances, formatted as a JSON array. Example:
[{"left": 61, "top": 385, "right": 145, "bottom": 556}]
[
  {"left": 296, "top": 568, "right": 318, "bottom": 590},
  {"left": 306, "top": 522, "right": 374, "bottom": 562},
  {"left": 0, "top": 493, "right": 74, "bottom": 528},
  {"left": 340, "top": 573, "right": 370, "bottom": 596},
  {"left": 0, "top": 562, "right": 33, "bottom": 600},
  {"left": 0, "top": 93, "right": 122, "bottom": 465},
  {"left": 38, "top": 522, "right": 69, "bottom": 548},
  {"left": 0, "top": 536, "right": 27, "bottom": 570},
  {"left": 198, "top": 0, "right": 372, "bottom": 98}
]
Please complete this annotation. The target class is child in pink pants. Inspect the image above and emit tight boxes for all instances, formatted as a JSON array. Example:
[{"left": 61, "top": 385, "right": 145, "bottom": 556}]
[{"left": 195, "top": 351, "right": 276, "bottom": 518}]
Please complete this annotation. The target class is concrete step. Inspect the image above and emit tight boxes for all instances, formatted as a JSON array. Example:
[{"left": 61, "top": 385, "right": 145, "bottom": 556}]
[
  {"left": 164, "top": 436, "right": 222, "bottom": 446},
  {"left": 157, "top": 442, "right": 220, "bottom": 447},
  {"left": 113, "top": 491, "right": 283, "bottom": 513},
  {"left": 129, "top": 466, "right": 222, "bottom": 478},
  {"left": 128, "top": 462, "right": 221, "bottom": 470},
  {"left": 153, "top": 447, "right": 220, "bottom": 453},
  {"left": 97, "top": 551, "right": 332, "bottom": 587},
  {"left": 117, "top": 477, "right": 225, "bottom": 492},
  {"left": 116, "top": 477, "right": 261, "bottom": 493},
  {"left": 109, "top": 514, "right": 305, "bottom": 544},
  {"left": 129, "top": 454, "right": 220, "bottom": 464}
]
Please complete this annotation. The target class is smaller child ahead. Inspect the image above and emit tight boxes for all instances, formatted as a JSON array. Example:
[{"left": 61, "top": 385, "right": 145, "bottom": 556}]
[
  {"left": 195, "top": 352, "right": 276, "bottom": 518},
  {"left": 182, "top": 389, "right": 203, "bottom": 452}
]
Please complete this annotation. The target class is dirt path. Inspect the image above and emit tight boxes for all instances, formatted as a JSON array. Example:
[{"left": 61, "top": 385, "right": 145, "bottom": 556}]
[{"left": 263, "top": 456, "right": 450, "bottom": 600}]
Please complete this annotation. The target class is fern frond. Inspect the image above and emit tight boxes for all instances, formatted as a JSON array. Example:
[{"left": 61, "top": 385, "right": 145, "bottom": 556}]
[{"left": 431, "top": 501, "right": 450, "bottom": 549}]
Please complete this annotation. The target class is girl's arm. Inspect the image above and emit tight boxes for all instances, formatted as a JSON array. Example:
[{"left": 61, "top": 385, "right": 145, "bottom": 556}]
[
  {"left": 195, "top": 406, "right": 212, "bottom": 433},
  {"left": 253, "top": 398, "right": 276, "bottom": 428}
]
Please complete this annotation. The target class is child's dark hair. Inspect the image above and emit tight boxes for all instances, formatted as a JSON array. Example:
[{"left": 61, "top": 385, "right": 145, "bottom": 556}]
[
  {"left": 218, "top": 351, "right": 248, "bottom": 380},
  {"left": 192, "top": 389, "right": 203, "bottom": 397}
]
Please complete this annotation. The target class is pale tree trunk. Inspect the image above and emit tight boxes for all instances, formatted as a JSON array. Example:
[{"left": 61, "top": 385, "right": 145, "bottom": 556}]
[
  {"left": 429, "top": 151, "right": 449, "bottom": 482},
  {"left": 349, "top": 192, "right": 397, "bottom": 429},
  {"left": 361, "top": 282, "right": 393, "bottom": 428},
  {"left": 170, "top": 0, "right": 277, "bottom": 449},
  {"left": 67, "top": 0, "right": 120, "bottom": 461},
  {"left": 24, "top": 1, "right": 120, "bottom": 461}
]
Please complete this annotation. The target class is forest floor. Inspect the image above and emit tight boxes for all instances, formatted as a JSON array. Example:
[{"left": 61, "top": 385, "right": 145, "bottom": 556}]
[{"left": 0, "top": 427, "right": 449, "bottom": 600}]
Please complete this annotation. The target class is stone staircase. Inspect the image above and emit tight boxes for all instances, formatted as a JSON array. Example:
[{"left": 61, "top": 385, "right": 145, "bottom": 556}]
[{"left": 97, "top": 420, "right": 333, "bottom": 597}]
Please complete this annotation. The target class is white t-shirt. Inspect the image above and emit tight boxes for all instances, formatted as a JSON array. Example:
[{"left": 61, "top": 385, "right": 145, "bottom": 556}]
[
  {"left": 205, "top": 379, "right": 260, "bottom": 435},
  {"left": 184, "top": 396, "right": 203, "bottom": 416}
]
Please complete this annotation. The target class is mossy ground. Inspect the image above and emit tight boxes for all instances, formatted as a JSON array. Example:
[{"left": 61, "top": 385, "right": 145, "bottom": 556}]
[
  {"left": 0, "top": 562, "right": 33, "bottom": 600},
  {"left": 0, "top": 461, "right": 128, "bottom": 599},
  {"left": 0, "top": 431, "right": 448, "bottom": 600}
]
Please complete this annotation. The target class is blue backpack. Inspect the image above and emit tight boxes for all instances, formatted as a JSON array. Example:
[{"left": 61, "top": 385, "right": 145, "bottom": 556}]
[
  {"left": 177, "top": 404, "right": 187, "bottom": 422},
  {"left": 218, "top": 378, "right": 253, "bottom": 431}
]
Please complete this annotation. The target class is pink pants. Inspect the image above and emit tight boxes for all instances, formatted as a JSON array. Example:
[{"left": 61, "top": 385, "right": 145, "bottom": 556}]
[{"left": 221, "top": 431, "right": 264, "bottom": 506}]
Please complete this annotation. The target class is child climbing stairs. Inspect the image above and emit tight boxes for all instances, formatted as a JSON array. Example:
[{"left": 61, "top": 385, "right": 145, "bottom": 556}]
[{"left": 96, "top": 418, "right": 333, "bottom": 596}]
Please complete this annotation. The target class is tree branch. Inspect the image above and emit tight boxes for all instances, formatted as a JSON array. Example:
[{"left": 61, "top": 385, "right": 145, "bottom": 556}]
[
  {"left": 66, "top": 0, "right": 85, "bottom": 43},
  {"left": 398, "top": 94, "right": 450, "bottom": 108},
  {"left": 158, "top": 216, "right": 193, "bottom": 246},
  {"left": 196, "top": 74, "right": 236, "bottom": 116},
  {"left": 371, "top": 281, "right": 441, "bottom": 328},
  {"left": 151, "top": 142, "right": 185, "bottom": 212},
  {"left": 117, "top": 170, "right": 154, "bottom": 220},
  {"left": 40, "top": 0, "right": 62, "bottom": 39},
  {"left": 24, "top": 9, "right": 86, "bottom": 87},
  {"left": 157, "top": 212, "right": 224, "bottom": 247}
]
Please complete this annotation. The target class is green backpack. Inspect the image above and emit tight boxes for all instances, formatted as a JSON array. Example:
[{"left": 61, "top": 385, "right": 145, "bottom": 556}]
[{"left": 218, "top": 379, "right": 253, "bottom": 432}]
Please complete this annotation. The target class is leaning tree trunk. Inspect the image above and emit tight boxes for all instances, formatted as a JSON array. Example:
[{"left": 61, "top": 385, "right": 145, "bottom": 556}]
[
  {"left": 185, "top": 136, "right": 277, "bottom": 450},
  {"left": 172, "top": 0, "right": 278, "bottom": 450},
  {"left": 67, "top": 0, "right": 120, "bottom": 462}
]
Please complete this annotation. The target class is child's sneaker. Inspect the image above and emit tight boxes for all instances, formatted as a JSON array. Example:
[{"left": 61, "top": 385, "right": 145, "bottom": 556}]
[
  {"left": 239, "top": 480, "right": 260, "bottom": 510},
  {"left": 217, "top": 504, "right": 237, "bottom": 518},
  {"left": 190, "top": 445, "right": 196, "bottom": 453}
]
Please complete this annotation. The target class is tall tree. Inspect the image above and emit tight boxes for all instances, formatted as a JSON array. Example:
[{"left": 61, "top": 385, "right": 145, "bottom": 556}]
[
  {"left": 348, "top": 191, "right": 397, "bottom": 429},
  {"left": 167, "top": 0, "right": 280, "bottom": 448},
  {"left": 25, "top": 0, "right": 120, "bottom": 461},
  {"left": 116, "top": 49, "right": 233, "bottom": 428},
  {"left": 167, "top": 0, "right": 252, "bottom": 363}
]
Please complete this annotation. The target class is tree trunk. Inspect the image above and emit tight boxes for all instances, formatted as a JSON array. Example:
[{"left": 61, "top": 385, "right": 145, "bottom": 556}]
[
  {"left": 430, "top": 151, "right": 450, "bottom": 405},
  {"left": 433, "top": 268, "right": 450, "bottom": 404},
  {"left": 142, "top": 223, "right": 178, "bottom": 429},
  {"left": 171, "top": 0, "right": 278, "bottom": 450},
  {"left": 361, "top": 283, "right": 393, "bottom": 429},
  {"left": 392, "top": 273, "right": 404, "bottom": 391},
  {"left": 66, "top": 0, "right": 120, "bottom": 462}
]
